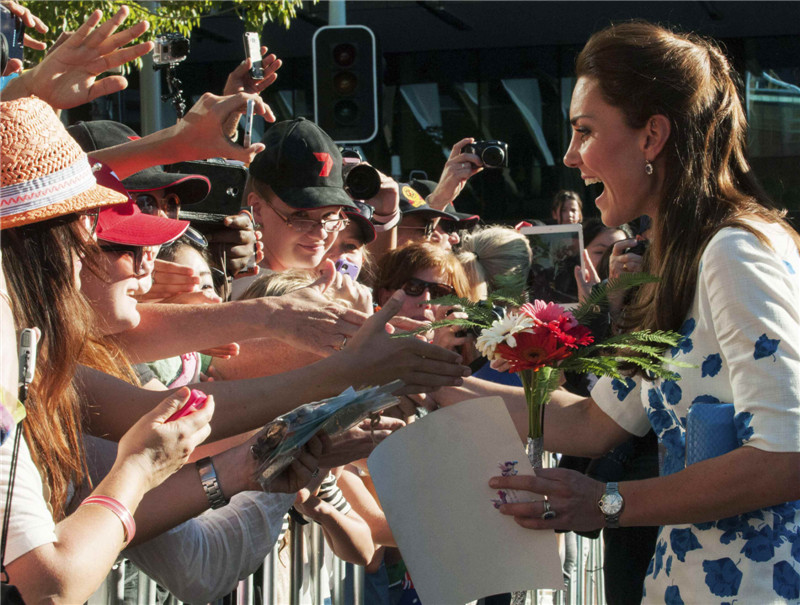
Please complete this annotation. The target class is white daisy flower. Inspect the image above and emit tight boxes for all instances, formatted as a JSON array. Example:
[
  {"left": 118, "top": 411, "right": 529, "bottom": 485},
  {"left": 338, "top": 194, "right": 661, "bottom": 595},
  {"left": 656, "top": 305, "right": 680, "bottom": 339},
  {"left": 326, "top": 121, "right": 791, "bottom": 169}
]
[{"left": 475, "top": 313, "right": 535, "bottom": 360}]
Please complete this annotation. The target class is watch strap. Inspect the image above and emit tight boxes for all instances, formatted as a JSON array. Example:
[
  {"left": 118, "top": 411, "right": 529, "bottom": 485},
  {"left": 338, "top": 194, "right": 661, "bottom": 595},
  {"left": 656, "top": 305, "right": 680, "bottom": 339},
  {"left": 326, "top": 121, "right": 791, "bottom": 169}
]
[
  {"left": 601, "top": 481, "right": 623, "bottom": 529},
  {"left": 196, "top": 456, "right": 228, "bottom": 509}
]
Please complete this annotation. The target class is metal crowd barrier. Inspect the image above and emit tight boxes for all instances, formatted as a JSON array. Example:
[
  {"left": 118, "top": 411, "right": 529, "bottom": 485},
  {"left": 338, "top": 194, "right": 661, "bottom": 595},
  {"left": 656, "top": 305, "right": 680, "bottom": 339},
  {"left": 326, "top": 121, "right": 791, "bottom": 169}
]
[
  {"left": 89, "top": 521, "right": 606, "bottom": 605},
  {"left": 89, "top": 456, "right": 606, "bottom": 605}
]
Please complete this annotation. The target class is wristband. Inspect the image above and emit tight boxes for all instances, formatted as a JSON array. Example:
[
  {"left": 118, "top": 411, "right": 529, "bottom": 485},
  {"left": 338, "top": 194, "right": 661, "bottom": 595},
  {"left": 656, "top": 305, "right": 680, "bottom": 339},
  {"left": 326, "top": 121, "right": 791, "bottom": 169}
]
[
  {"left": 196, "top": 456, "right": 229, "bottom": 509},
  {"left": 371, "top": 208, "right": 401, "bottom": 232},
  {"left": 80, "top": 495, "right": 136, "bottom": 544}
]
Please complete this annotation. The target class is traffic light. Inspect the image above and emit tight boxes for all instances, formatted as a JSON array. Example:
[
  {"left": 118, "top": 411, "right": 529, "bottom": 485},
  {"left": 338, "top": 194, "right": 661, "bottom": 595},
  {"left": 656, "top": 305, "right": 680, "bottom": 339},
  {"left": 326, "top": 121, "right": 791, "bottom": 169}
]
[{"left": 313, "top": 25, "right": 378, "bottom": 144}]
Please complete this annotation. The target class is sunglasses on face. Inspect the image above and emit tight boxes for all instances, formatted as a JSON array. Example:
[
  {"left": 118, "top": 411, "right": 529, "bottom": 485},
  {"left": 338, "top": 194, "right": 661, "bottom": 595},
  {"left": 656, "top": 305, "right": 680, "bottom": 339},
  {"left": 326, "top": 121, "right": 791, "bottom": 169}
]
[
  {"left": 98, "top": 242, "right": 159, "bottom": 275},
  {"left": 397, "top": 220, "right": 435, "bottom": 239},
  {"left": 401, "top": 277, "right": 455, "bottom": 299},
  {"left": 438, "top": 220, "right": 461, "bottom": 235},
  {"left": 135, "top": 192, "right": 181, "bottom": 220}
]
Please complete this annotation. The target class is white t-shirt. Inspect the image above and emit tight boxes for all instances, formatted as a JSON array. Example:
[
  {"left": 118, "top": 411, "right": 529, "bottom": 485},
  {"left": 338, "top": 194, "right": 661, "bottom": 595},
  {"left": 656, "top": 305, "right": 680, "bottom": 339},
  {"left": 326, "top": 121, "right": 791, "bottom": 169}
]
[{"left": 0, "top": 425, "right": 57, "bottom": 564}]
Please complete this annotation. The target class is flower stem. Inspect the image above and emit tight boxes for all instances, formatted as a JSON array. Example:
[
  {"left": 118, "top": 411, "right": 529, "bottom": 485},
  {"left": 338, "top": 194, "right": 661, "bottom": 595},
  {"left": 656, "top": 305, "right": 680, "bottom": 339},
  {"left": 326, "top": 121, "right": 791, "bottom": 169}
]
[{"left": 520, "top": 367, "right": 555, "bottom": 440}]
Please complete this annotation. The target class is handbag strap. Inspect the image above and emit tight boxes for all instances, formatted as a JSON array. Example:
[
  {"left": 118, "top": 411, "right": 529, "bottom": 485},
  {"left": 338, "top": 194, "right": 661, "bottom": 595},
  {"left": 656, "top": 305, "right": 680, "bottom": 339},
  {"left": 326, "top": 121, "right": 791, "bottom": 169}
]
[
  {"left": 1, "top": 329, "right": 36, "bottom": 582},
  {"left": 1, "top": 427, "right": 23, "bottom": 582}
]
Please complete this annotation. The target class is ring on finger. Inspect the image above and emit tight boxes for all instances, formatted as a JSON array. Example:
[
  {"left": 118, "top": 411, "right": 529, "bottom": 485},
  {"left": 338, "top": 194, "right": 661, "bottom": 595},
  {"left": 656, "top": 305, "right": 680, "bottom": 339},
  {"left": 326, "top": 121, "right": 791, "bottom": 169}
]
[
  {"left": 623, "top": 263, "right": 629, "bottom": 271},
  {"left": 311, "top": 467, "right": 319, "bottom": 478},
  {"left": 541, "top": 499, "right": 557, "bottom": 520}
]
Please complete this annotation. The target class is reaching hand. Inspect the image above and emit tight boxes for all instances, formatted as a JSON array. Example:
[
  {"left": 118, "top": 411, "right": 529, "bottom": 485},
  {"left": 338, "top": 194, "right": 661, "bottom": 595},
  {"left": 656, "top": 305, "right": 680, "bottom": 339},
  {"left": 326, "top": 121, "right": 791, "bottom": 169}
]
[
  {"left": 136, "top": 259, "right": 200, "bottom": 302},
  {"left": 426, "top": 137, "right": 483, "bottom": 210},
  {"left": 575, "top": 248, "right": 602, "bottom": 304},
  {"left": 364, "top": 169, "right": 400, "bottom": 216},
  {"left": 4, "top": 7, "right": 153, "bottom": 109},
  {"left": 116, "top": 387, "right": 214, "bottom": 492},
  {"left": 327, "top": 269, "right": 374, "bottom": 314},
  {"left": 221, "top": 45, "right": 282, "bottom": 138},
  {"left": 171, "top": 91, "right": 275, "bottom": 166},
  {"left": 316, "top": 416, "right": 406, "bottom": 468},
  {"left": 198, "top": 342, "right": 240, "bottom": 360},
  {"left": 261, "top": 435, "right": 323, "bottom": 494},
  {"left": 270, "top": 260, "right": 369, "bottom": 355},
  {"left": 206, "top": 213, "right": 261, "bottom": 276},
  {"left": 339, "top": 290, "right": 471, "bottom": 395},
  {"left": 1, "top": 1, "right": 48, "bottom": 50},
  {"left": 431, "top": 306, "right": 472, "bottom": 352}
]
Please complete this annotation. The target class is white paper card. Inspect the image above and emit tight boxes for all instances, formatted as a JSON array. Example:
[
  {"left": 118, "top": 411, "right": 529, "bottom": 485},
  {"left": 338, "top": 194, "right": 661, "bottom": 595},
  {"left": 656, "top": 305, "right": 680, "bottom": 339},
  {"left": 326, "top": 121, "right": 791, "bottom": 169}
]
[{"left": 368, "top": 396, "right": 564, "bottom": 604}]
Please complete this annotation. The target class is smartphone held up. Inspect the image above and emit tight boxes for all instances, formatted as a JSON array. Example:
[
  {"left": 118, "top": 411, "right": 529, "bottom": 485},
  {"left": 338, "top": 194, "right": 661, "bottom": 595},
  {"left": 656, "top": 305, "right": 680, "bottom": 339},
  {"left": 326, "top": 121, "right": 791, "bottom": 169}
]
[{"left": 243, "top": 32, "right": 264, "bottom": 80}]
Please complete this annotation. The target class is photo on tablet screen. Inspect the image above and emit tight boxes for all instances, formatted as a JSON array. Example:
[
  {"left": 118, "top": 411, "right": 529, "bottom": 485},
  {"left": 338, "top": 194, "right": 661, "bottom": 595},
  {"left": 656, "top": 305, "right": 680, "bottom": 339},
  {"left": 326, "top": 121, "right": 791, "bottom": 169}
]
[{"left": 519, "top": 224, "right": 584, "bottom": 309}]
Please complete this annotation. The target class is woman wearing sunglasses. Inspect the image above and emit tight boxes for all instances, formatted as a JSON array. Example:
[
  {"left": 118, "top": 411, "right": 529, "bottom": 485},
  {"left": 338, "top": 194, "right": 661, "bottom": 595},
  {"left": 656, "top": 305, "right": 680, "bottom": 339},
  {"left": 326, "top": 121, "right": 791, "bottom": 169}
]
[{"left": 373, "top": 242, "right": 480, "bottom": 352}]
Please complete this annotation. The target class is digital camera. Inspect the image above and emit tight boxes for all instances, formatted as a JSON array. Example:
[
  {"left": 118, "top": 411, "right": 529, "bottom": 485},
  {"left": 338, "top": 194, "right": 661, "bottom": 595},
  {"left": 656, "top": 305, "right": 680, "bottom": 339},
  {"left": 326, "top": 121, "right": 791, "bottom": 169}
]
[
  {"left": 463, "top": 140, "right": 509, "bottom": 169},
  {"left": 166, "top": 159, "right": 248, "bottom": 235},
  {"left": 153, "top": 33, "right": 190, "bottom": 65},
  {"left": 341, "top": 149, "right": 381, "bottom": 200}
]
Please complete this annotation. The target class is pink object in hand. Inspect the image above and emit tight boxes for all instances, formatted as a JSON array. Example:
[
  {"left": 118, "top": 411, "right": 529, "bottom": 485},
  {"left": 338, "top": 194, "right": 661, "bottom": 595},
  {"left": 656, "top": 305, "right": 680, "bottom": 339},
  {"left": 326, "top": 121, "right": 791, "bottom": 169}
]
[{"left": 166, "top": 389, "right": 208, "bottom": 422}]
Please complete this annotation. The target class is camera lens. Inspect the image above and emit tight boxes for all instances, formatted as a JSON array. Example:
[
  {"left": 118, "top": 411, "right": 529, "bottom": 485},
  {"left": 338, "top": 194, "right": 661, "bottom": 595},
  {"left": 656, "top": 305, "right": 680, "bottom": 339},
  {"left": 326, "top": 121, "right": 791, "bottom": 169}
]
[
  {"left": 345, "top": 164, "right": 381, "bottom": 200},
  {"left": 481, "top": 145, "right": 505, "bottom": 168}
]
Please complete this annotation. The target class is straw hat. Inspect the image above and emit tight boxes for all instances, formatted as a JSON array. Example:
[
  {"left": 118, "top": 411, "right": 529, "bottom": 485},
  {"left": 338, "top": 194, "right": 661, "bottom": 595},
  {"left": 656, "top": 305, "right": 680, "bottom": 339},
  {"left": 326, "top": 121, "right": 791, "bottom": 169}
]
[{"left": 0, "top": 97, "right": 128, "bottom": 230}]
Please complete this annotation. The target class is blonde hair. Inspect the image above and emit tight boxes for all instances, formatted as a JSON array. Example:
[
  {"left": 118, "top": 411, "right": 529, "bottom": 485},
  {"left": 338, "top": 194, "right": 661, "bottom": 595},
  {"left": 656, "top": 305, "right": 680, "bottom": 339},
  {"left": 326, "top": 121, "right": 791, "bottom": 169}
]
[
  {"left": 457, "top": 226, "right": 532, "bottom": 296},
  {"left": 240, "top": 268, "right": 355, "bottom": 308}
]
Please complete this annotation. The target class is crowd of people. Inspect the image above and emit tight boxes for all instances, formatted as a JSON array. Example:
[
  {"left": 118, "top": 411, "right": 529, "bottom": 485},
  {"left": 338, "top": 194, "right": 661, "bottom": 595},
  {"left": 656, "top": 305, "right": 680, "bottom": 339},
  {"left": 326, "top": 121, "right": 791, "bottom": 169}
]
[{"left": 1, "top": 3, "right": 798, "bottom": 605}]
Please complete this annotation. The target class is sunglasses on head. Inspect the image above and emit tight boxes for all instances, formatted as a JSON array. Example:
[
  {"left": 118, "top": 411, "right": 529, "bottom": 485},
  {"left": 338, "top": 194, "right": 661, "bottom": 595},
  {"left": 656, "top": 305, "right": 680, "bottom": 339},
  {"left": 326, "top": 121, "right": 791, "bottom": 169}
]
[
  {"left": 351, "top": 200, "right": 374, "bottom": 221},
  {"left": 135, "top": 192, "right": 181, "bottom": 220},
  {"left": 401, "top": 277, "right": 455, "bottom": 299},
  {"left": 98, "top": 242, "right": 159, "bottom": 275},
  {"left": 79, "top": 208, "right": 100, "bottom": 235}
]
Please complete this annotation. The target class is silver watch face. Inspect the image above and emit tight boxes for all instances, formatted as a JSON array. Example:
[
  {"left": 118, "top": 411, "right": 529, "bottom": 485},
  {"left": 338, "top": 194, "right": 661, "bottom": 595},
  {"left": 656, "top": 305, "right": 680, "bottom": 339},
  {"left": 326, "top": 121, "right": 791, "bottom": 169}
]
[{"left": 600, "top": 492, "right": 623, "bottom": 515}]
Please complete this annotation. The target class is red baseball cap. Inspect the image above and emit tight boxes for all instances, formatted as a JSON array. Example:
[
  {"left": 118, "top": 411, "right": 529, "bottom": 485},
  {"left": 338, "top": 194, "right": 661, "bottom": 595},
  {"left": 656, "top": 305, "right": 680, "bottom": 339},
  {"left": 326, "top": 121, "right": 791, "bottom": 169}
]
[{"left": 93, "top": 161, "right": 189, "bottom": 246}]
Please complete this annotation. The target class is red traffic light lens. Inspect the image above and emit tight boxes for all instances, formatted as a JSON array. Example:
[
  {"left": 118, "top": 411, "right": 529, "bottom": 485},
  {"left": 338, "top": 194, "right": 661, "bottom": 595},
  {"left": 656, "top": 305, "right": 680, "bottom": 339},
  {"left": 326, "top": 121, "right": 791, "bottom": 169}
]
[
  {"left": 333, "top": 43, "right": 356, "bottom": 67},
  {"left": 334, "top": 99, "right": 359, "bottom": 125},
  {"left": 333, "top": 71, "right": 358, "bottom": 95}
]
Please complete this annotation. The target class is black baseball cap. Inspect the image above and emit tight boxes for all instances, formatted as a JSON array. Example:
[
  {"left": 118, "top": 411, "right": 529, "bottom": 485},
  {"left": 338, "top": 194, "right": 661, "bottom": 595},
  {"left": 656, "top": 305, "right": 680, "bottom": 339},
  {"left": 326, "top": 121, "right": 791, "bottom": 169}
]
[
  {"left": 406, "top": 178, "right": 480, "bottom": 226},
  {"left": 67, "top": 120, "right": 210, "bottom": 205},
  {"left": 344, "top": 200, "right": 377, "bottom": 244},
  {"left": 398, "top": 182, "right": 453, "bottom": 219},
  {"left": 248, "top": 118, "right": 356, "bottom": 210}
]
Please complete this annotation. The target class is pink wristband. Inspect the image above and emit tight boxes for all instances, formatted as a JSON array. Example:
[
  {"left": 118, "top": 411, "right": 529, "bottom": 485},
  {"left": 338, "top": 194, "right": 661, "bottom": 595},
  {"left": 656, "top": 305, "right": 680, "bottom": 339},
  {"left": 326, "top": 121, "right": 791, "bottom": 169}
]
[{"left": 80, "top": 495, "right": 136, "bottom": 544}]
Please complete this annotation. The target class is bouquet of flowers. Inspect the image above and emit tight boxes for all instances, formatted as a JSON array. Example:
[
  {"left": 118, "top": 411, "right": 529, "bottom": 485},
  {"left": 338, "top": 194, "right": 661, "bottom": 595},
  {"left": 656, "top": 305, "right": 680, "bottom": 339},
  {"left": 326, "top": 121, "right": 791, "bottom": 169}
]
[{"left": 419, "top": 273, "right": 685, "bottom": 467}]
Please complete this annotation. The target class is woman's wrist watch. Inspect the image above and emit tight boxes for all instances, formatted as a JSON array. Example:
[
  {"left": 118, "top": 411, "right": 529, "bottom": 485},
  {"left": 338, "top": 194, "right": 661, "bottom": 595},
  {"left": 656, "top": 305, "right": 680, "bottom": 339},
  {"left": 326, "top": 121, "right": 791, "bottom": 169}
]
[
  {"left": 598, "top": 482, "right": 624, "bottom": 528},
  {"left": 196, "top": 457, "right": 229, "bottom": 509}
]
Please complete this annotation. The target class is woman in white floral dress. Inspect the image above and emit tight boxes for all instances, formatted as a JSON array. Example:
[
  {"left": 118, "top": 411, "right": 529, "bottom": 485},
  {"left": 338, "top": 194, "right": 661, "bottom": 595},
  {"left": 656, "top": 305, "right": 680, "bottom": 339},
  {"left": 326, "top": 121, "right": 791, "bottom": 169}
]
[{"left": 489, "top": 21, "right": 800, "bottom": 604}]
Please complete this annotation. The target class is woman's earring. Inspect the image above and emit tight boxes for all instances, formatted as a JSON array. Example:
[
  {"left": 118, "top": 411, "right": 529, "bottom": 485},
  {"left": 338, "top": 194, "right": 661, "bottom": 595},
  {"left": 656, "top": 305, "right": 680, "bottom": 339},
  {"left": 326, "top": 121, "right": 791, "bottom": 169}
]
[{"left": 645, "top": 161, "right": 654, "bottom": 176}]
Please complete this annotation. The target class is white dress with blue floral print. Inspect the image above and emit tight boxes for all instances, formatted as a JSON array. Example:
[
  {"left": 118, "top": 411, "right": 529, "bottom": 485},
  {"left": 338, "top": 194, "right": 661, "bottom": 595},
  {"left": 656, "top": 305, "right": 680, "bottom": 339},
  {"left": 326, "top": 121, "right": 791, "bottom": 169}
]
[{"left": 591, "top": 222, "right": 800, "bottom": 604}]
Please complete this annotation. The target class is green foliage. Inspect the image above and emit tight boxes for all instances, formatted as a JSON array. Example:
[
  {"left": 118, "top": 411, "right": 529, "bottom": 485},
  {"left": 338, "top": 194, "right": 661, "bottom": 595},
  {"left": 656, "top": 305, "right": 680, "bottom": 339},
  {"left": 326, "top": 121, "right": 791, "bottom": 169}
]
[
  {"left": 571, "top": 272, "right": 659, "bottom": 323},
  {"left": 23, "top": 0, "right": 306, "bottom": 71}
]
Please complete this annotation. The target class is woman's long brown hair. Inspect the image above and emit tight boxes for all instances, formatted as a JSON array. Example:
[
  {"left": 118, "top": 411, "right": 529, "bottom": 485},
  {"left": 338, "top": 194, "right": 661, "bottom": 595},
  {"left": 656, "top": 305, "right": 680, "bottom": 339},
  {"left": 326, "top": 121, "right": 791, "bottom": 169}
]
[
  {"left": 1, "top": 216, "right": 96, "bottom": 520},
  {"left": 576, "top": 22, "right": 800, "bottom": 343}
]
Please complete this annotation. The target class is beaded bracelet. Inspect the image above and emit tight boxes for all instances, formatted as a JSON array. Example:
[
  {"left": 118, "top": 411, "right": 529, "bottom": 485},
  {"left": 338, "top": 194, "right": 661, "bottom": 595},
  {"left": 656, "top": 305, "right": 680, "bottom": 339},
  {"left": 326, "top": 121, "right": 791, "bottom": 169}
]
[{"left": 80, "top": 495, "right": 136, "bottom": 544}]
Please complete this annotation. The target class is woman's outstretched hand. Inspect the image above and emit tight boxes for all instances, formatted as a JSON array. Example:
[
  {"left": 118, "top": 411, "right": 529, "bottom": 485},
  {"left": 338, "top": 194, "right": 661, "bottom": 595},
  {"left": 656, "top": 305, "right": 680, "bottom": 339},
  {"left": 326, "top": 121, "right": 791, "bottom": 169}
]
[
  {"left": 116, "top": 387, "right": 214, "bottom": 492},
  {"left": 341, "top": 290, "right": 472, "bottom": 395}
]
